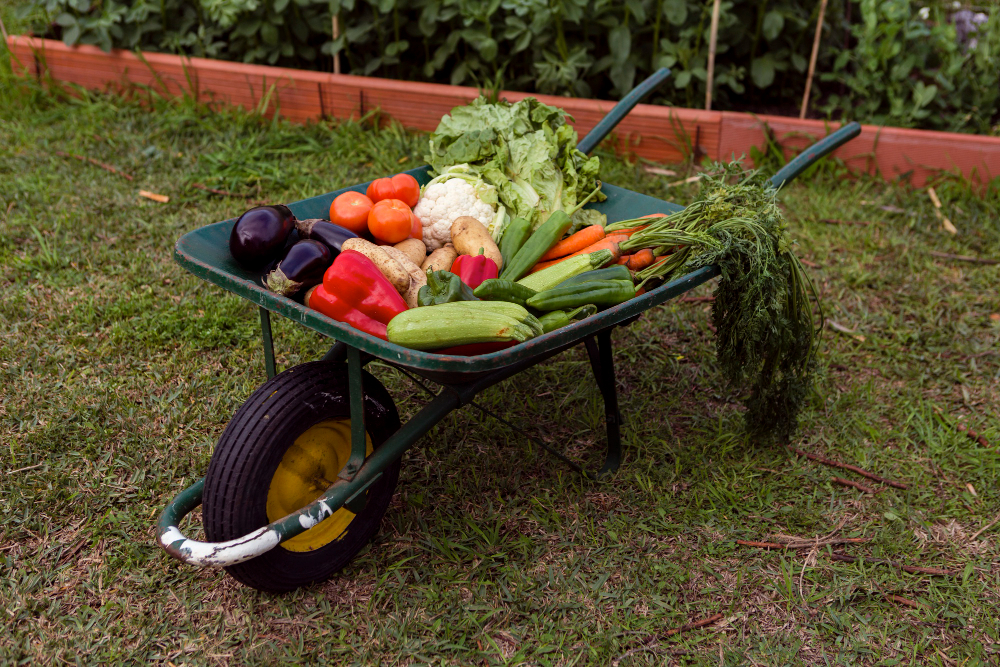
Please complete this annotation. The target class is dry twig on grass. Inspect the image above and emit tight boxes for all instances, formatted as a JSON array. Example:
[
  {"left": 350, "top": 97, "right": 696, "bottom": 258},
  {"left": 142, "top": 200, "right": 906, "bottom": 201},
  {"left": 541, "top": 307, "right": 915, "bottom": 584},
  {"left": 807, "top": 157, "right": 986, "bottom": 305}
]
[
  {"left": 970, "top": 512, "right": 1000, "bottom": 541},
  {"left": 927, "top": 187, "right": 957, "bottom": 234},
  {"left": 54, "top": 151, "right": 134, "bottom": 181},
  {"left": 832, "top": 476, "right": 878, "bottom": 494},
  {"left": 883, "top": 593, "right": 924, "bottom": 609},
  {"left": 610, "top": 613, "right": 724, "bottom": 667},
  {"left": 822, "top": 218, "right": 872, "bottom": 226},
  {"left": 928, "top": 251, "right": 999, "bottom": 266},
  {"left": 789, "top": 448, "right": 908, "bottom": 489},
  {"left": 956, "top": 423, "right": 990, "bottom": 447},
  {"left": 830, "top": 553, "right": 955, "bottom": 576}
]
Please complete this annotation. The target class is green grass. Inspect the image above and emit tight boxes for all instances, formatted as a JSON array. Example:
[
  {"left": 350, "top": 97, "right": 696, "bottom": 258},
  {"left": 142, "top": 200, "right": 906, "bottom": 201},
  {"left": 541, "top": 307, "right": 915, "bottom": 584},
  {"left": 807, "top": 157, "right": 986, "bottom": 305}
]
[{"left": 2, "top": 44, "right": 1000, "bottom": 666}]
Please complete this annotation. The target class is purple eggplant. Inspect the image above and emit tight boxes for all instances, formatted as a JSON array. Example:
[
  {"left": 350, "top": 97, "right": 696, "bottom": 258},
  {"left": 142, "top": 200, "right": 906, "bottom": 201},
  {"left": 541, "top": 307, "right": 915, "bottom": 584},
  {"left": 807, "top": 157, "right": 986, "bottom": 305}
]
[
  {"left": 264, "top": 239, "right": 332, "bottom": 297},
  {"left": 295, "top": 218, "right": 357, "bottom": 256},
  {"left": 229, "top": 205, "right": 296, "bottom": 269}
]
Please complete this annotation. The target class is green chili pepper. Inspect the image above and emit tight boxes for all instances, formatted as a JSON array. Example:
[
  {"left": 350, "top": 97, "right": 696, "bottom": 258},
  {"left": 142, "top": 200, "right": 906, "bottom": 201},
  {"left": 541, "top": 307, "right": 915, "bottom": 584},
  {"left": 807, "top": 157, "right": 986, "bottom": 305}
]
[
  {"left": 473, "top": 279, "right": 537, "bottom": 307},
  {"left": 498, "top": 216, "right": 532, "bottom": 269},
  {"left": 417, "top": 270, "right": 479, "bottom": 306},
  {"left": 499, "top": 210, "right": 573, "bottom": 282},
  {"left": 526, "top": 279, "right": 636, "bottom": 311},
  {"left": 538, "top": 305, "right": 598, "bottom": 333},
  {"left": 554, "top": 265, "right": 632, "bottom": 289}
]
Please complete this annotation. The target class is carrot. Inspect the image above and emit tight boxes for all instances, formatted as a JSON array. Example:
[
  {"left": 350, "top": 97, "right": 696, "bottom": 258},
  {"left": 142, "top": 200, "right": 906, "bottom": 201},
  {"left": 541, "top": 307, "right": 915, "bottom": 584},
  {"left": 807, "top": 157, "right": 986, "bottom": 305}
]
[
  {"left": 528, "top": 234, "right": 629, "bottom": 273},
  {"left": 616, "top": 255, "right": 632, "bottom": 265},
  {"left": 619, "top": 225, "right": 649, "bottom": 238},
  {"left": 624, "top": 248, "right": 655, "bottom": 271},
  {"left": 539, "top": 225, "right": 605, "bottom": 261}
]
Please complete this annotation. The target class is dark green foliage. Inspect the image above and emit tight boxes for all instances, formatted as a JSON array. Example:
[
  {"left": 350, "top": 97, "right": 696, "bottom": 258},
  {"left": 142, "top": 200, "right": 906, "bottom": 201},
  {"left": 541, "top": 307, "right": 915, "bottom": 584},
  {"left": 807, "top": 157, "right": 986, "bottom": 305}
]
[
  {"left": 628, "top": 164, "right": 820, "bottom": 443},
  {"left": 821, "top": 0, "right": 1000, "bottom": 134},
  {"left": 16, "top": 0, "right": 846, "bottom": 111}
]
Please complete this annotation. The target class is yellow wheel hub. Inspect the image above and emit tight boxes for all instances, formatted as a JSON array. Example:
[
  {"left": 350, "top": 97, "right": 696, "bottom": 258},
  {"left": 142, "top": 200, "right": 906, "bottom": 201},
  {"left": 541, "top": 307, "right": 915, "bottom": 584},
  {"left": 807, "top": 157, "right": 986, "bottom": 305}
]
[{"left": 266, "top": 419, "right": 373, "bottom": 552}]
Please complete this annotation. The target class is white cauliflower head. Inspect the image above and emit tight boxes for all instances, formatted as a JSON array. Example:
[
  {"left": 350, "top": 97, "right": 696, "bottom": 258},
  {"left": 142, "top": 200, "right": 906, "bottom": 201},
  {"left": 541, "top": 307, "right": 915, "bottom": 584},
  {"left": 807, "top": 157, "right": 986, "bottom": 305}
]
[{"left": 413, "top": 177, "right": 496, "bottom": 251}]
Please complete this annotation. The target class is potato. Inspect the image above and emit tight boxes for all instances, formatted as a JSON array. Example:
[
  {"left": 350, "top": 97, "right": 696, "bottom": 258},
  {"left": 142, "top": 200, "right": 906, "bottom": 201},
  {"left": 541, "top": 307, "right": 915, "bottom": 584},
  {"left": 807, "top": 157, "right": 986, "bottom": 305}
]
[
  {"left": 450, "top": 217, "right": 502, "bottom": 271},
  {"left": 341, "top": 237, "right": 409, "bottom": 294},
  {"left": 420, "top": 243, "right": 458, "bottom": 273},
  {"left": 382, "top": 246, "right": 427, "bottom": 309},
  {"left": 393, "top": 238, "right": 427, "bottom": 267}
]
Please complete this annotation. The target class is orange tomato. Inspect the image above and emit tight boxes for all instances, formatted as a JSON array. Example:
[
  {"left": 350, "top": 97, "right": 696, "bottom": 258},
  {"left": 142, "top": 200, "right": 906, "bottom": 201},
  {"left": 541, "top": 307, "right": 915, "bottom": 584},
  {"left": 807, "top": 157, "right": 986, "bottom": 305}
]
[
  {"left": 329, "top": 191, "right": 373, "bottom": 234},
  {"left": 368, "top": 199, "right": 413, "bottom": 244},
  {"left": 366, "top": 173, "right": 421, "bottom": 208}
]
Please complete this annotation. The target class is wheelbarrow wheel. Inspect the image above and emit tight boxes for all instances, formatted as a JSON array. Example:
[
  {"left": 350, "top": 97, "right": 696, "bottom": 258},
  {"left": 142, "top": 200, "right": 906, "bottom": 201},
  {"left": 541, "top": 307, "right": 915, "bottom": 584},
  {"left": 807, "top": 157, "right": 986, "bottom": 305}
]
[{"left": 202, "top": 360, "right": 401, "bottom": 593}]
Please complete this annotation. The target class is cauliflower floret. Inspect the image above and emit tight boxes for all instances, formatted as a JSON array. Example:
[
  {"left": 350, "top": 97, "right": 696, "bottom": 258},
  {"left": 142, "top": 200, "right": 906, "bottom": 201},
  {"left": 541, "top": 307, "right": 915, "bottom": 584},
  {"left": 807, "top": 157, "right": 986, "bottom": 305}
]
[{"left": 413, "top": 178, "right": 495, "bottom": 251}]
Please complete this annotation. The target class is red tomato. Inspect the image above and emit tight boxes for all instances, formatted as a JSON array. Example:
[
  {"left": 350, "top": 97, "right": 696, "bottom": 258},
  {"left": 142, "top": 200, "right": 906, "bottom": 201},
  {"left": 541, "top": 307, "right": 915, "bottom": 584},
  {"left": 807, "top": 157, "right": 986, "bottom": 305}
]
[
  {"left": 410, "top": 211, "right": 422, "bottom": 239},
  {"left": 366, "top": 173, "right": 420, "bottom": 208},
  {"left": 390, "top": 174, "right": 420, "bottom": 208},
  {"left": 366, "top": 178, "right": 395, "bottom": 203},
  {"left": 368, "top": 199, "right": 413, "bottom": 244},
  {"left": 329, "top": 191, "right": 373, "bottom": 234}
]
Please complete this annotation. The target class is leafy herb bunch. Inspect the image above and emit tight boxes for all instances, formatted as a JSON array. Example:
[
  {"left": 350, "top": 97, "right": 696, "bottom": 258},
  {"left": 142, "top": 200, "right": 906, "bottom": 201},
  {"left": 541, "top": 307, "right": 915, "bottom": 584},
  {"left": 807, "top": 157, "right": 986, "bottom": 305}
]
[{"left": 619, "top": 164, "right": 822, "bottom": 443}]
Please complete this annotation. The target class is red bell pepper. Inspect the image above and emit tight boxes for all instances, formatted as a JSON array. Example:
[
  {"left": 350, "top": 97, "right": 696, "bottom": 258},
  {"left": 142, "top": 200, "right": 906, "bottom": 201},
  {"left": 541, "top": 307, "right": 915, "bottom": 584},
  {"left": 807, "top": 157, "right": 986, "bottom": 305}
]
[
  {"left": 451, "top": 249, "right": 498, "bottom": 289},
  {"left": 306, "top": 250, "right": 407, "bottom": 339}
]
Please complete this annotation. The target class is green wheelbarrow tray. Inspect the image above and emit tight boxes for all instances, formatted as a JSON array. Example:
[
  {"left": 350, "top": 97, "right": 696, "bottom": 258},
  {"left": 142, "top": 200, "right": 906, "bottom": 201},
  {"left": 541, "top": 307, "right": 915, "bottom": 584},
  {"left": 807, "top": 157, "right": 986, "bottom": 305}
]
[{"left": 157, "top": 70, "right": 861, "bottom": 571}]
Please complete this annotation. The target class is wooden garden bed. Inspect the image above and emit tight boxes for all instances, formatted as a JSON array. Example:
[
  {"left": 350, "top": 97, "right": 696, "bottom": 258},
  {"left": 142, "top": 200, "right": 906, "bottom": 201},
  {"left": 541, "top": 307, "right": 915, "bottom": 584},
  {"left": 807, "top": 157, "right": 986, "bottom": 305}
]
[{"left": 7, "top": 35, "right": 999, "bottom": 187}]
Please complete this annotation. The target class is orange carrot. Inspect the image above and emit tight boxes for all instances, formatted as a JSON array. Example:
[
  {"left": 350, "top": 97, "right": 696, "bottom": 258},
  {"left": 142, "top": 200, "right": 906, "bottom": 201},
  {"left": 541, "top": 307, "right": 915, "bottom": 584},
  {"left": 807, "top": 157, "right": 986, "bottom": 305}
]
[
  {"left": 528, "top": 234, "right": 629, "bottom": 273},
  {"left": 615, "top": 255, "right": 632, "bottom": 265},
  {"left": 619, "top": 225, "right": 649, "bottom": 238},
  {"left": 624, "top": 248, "right": 655, "bottom": 271},
  {"left": 539, "top": 225, "right": 605, "bottom": 261}
]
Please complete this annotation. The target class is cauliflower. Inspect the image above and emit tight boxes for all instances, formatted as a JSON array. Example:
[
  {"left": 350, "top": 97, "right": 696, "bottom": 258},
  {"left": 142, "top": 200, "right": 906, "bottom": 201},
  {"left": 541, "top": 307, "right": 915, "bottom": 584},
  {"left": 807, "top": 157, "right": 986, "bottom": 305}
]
[{"left": 413, "top": 177, "right": 496, "bottom": 251}]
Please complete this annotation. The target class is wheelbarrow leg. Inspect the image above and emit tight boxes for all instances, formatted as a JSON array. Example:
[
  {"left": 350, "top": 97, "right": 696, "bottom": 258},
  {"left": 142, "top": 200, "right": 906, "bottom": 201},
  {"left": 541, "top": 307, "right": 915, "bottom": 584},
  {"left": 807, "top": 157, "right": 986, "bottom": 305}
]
[
  {"left": 584, "top": 328, "right": 623, "bottom": 475},
  {"left": 259, "top": 307, "right": 277, "bottom": 379}
]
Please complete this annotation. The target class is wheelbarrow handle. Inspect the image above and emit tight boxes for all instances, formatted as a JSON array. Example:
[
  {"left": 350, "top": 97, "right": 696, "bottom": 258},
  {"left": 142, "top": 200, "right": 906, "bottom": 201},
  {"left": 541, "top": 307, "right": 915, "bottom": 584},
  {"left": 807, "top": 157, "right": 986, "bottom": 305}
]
[
  {"left": 576, "top": 68, "right": 672, "bottom": 155},
  {"left": 769, "top": 121, "right": 862, "bottom": 190}
]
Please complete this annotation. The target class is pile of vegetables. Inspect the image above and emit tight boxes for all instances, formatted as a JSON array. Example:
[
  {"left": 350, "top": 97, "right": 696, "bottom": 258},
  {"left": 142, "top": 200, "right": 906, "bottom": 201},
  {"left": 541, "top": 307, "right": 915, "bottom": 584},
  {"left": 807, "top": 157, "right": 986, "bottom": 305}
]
[
  {"left": 424, "top": 97, "right": 607, "bottom": 241},
  {"left": 226, "top": 98, "right": 821, "bottom": 443}
]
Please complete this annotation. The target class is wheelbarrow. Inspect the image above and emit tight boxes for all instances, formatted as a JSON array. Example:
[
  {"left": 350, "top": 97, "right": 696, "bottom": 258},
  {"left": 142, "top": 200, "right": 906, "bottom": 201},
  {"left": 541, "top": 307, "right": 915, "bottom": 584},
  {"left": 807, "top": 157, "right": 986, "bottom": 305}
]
[{"left": 157, "top": 69, "right": 861, "bottom": 592}]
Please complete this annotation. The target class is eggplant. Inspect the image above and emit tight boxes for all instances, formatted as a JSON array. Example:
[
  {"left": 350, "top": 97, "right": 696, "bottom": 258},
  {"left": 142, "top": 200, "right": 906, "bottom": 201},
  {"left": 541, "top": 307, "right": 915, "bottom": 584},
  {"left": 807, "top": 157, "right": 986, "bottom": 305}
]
[
  {"left": 295, "top": 218, "right": 357, "bottom": 256},
  {"left": 264, "top": 239, "right": 332, "bottom": 297},
  {"left": 229, "top": 205, "right": 296, "bottom": 269}
]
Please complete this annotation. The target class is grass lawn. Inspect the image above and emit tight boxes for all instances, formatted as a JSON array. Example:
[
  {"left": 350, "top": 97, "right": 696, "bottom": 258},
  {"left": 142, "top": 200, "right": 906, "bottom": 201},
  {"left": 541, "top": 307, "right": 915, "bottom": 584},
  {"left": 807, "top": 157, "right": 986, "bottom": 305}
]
[{"left": 2, "top": 48, "right": 1000, "bottom": 666}]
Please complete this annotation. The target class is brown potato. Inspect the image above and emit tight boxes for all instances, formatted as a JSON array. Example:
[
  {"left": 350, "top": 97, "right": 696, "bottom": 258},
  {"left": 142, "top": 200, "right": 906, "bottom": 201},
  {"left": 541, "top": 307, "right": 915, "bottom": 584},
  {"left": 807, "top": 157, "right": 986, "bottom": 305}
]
[
  {"left": 450, "top": 217, "right": 502, "bottom": 271},
  {"left": 382, "top": 246, "right": 427, "bottom": 309},
  {"left": 420, "top": 243, "right": 458, "bottom": 273},
  {"left": 341, "top": 237, "right": 409, "bottom": 294},
  {"left": 393, "top": 238, "right": 427, "bottom": 267}
]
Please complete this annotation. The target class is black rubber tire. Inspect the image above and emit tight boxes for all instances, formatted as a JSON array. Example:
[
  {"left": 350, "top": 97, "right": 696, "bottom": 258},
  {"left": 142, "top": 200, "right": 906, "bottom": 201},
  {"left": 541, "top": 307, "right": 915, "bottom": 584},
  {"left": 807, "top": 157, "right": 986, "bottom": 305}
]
[{"left": 202, "top": 361, "right": 401, "bottom": 593}]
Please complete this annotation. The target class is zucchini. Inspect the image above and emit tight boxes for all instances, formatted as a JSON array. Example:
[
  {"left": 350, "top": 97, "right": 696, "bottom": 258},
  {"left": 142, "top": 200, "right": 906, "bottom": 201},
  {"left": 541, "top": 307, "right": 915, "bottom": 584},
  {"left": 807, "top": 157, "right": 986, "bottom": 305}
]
[
  {"left": 516, "top": 250, "right": 613, "bottom": 292},
  {"left": 387, "top": 307, "right": 535, "bottom": 350}
]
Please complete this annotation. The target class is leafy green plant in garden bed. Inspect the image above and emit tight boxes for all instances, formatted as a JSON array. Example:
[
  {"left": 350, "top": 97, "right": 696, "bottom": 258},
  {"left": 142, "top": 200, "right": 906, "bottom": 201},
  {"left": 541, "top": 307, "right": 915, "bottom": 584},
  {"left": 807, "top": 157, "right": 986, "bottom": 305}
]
[
  {"left": 17, "top": 0, "right": 848, "bottom": 112},
  {"left": 821, "top": 0, "right": 1000, "bottom": 134}
]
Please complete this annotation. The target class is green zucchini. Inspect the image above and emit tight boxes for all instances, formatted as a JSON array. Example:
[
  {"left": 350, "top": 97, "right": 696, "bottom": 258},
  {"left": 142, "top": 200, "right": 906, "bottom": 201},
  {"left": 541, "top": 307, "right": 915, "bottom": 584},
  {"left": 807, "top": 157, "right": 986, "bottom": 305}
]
[
  {"left": 516, "top": 250, "right": 613, "bottom": 292},
  {"left": 387, "top": 306, "right": 535, "bottom": 350}
]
